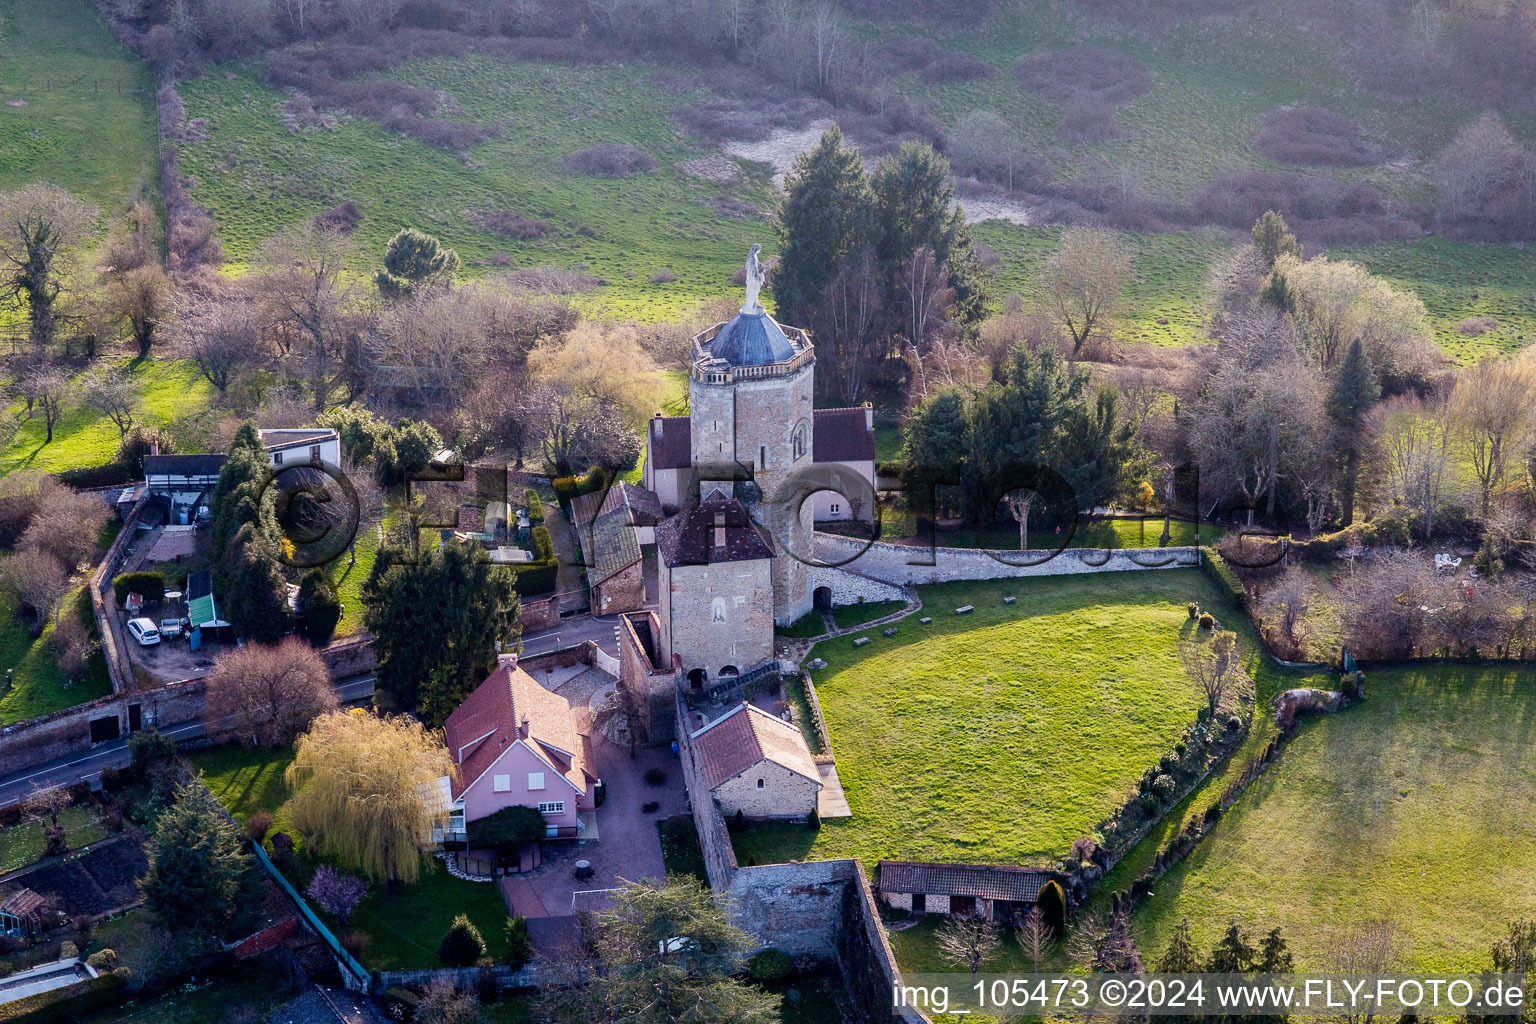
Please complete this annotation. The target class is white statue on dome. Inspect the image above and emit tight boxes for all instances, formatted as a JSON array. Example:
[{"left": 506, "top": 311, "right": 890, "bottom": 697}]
[{"left": 741, "top": 244, "right": 764, "bottom": 314}]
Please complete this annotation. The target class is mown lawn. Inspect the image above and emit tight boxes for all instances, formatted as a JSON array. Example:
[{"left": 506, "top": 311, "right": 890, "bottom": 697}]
[
  {"left": 1131, "top": 664, "right": 1536, "bottom": 970},
  {"left": 830, "top": 600, "right": 905, "bottom": 629},
  {"left": 0, "top": 358, "right": 215, "bottom": 477},
  {"left": 731, "top": 569, "right": 1251, "bottom": 870},
  {"left": 189, "top": 743, "right": 301, "bottom": 847},
  {"left": 0, "top": 803, "right": 110, "bottom": 873}
]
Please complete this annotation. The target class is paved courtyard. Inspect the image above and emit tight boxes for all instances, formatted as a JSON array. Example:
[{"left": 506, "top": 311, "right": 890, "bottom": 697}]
[{"left": 499, "top": 732, "right": 686, "bottom": 921}]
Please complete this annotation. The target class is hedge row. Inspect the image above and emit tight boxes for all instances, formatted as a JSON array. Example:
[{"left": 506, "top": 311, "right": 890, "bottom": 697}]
[
  {"left": 509, "top": 561, "right": 558, "bottom": 596},
  {"left": 55, "top": 462, "right": 138, "bottom": 489},
  {"left": 524, "top": 487, "right": 544, "bottom": 524},
  {"left": 551, "top": 465, "right": 608, "bottom": 508},
  {"left": 1199, "top": 546, "right": 1246, "bottom": 611},
  {"left": 113, "top": 570, "right": 165, "bottom": 605},
  {"left": 0, "top": 973, "right": 125, "bottom": 1023}
]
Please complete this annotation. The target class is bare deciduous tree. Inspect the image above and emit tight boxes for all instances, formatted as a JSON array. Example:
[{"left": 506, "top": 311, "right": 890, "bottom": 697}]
[
  {"left": 81, "top": 367, "right": 136, "bottom": 440},
  {"left": 19, "top": 364, "right": 72, "bottom": 443},
  {"left": 21, "top": 483, "right": 110, "bottom": 571},
  {"left": 175, "top": 293, "right": 267, "bottom": 395},
  {"left": 256, "top": 224, "right": 368, "bottom": 411},
  {"left": 1259, "top": 566, "right": 1317, "bottom": 654},
  {"left": 1450, "top": 355, "right": 1536, "bottom": 516},
  {"left": 205, "top": 637, "right": 337, "bottom": 748},
  {"left": 0, "top": 184, "right": 98, "bottom": 349},
  {"left": 105, "top": 264, "right": 169, "bottom": 359},
  {"left": 1040, "top": 227, "right": 1132, "bottom": 357},
  {"left": 1178, "top": 629, "right": 1246, "bottom": 720},
  {"left": 593, "top": 682, "right": 647, "bottom": 759},
  {"left": 0, "top": 547, "right": 68, "bottom": 627},
  {"left": 1021, "top": 905, "right": 1053, "bottom": 972},
  {"left": 936, "top": 914, "right": 1002, "bottom": 976},
  {"left": 1325, "top": 919, "right": 1405, "bottom": 1024}
]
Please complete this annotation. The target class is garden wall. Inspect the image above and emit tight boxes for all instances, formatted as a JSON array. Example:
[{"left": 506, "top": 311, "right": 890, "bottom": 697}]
[
  {"left": 815, "top": 533, "right": 1199, "bottom": 585},
  {"left": 0, "top": 679, "right": 210, "bottom": 783},
  {"left": 810, "top": 566, "right": 907, "bottom": 605},
  {"left": 673, "top": 689, "right": 928, "bottom": 1023}
]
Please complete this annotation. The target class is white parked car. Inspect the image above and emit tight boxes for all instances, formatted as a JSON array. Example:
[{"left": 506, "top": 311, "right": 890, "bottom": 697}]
[{"left": 127, "top": 618, "right": 161, "bottom": 646}]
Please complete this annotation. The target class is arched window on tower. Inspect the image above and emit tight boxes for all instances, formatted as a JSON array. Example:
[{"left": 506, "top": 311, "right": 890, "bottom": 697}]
[{"left": 792, "top": 423, "right": 807, "bottom": 460}]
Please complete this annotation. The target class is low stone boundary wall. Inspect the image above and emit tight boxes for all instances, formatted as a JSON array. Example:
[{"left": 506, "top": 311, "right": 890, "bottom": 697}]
[
  {"left": 0, "top": 679, "right": 210, "bottom": 781},
  {"left": 375, "top": 964, "right": 542, "bottom": 992},
  {"left": 815, "top": 532, "right": 1199, "bottom": 586}
]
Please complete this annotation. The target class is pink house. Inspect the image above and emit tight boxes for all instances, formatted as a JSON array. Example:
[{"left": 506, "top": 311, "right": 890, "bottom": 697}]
[{"left": 438, "top": 657, "right": 598, "bottom": 842}]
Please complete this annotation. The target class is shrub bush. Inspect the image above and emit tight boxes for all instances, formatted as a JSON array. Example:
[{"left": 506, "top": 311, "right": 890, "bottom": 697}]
[
  {"left": 0, "top": 972, "right": 123, "bottom": 1023},
  {"left": 923, "top": 50, "right": 996, "bottom": 83},
  {"left": 524, "top": 488, "right": 544, "bottom": 524},
  {"left": 565, "top": 143, "right": 657, "bottom": 178},
  {"left": 1197, "top": 612, "right": 1216, "bottom": 630},
  {"left": 748, "top": 948, "right": 795, "bottom": 981},
  {"left": 509, "top": 562, "right": 558, "bottom": 597},
  {"left": 245, "top": 811, "right": 273, "bottom": 844},
  {"left": 56, "top": 462, "right": 137, "bottom": 489},
  {"left": 641, "top": 800, "right": 659, "bottom": 813},
  {"left": 505, "top": 916, "right": 532, "bottom": 970},
  {"left": 1186, "top": 602, "right": 1199, "bottom": 619},
  {"left": 649, "top": 269, "right": 679, "bottom": 283},
  {"left": 643, "top": 767, "right": 666, "bottom": 785},
  {"left": 113, "top": 571, "right": 165, "bottom": 605},
  {"left": 1199, "top": 546, "right": 1246, "bottom": 610},
  {"left": 530, "top": 525, "right": 554, "bottom": 562},
  {"left": 438, "top": 914, "right": 486, "bottom": 967},
  {"left": 474, "top": 209, "right": 556, "bottom": 238}
]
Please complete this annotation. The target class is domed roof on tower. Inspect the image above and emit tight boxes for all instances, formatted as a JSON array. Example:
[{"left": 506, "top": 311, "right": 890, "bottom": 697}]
[{"left": 690, "top": 245, "right": 812, "bottom": 374}]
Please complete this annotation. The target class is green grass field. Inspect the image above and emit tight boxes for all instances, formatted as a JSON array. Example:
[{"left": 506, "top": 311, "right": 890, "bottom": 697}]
[
  {"left": 190, "top": 743, "right": 301, "bottom": 845},
  {"left": 0, "top": 802, "right": 109, "bottom": 873},
  {"left": 732, "top": 569, "right": 1261, "bottom": 870},
  {"left": 0, "top": 0, "right": 158, "bottom": 211},
  {"left": 1131, "top": 664, "right": 1536, "bottom": 970},
  {"left": 0, "top": 357, "right": 216, "bottom": 476},
  {"left": 174, "top": 58, "right": 776, "bottom": 322},
  {"left": 0, "top": 586, "right": 111, "bottom": 726}
]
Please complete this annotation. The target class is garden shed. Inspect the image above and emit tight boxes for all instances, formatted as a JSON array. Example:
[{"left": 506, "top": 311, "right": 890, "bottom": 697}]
[{"left": 0, "top": 888, "right": 47, "bottom": 939}]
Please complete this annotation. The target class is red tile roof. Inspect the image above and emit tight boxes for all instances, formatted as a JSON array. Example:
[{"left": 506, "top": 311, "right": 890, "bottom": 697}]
[
  {"left": 812, "top": 407, "right": 876, "bottom": 463},
  {"left": 442, "top": 661, "right": 591, "bottom": 800},
  {"left": 877, "top": 861, "right": 1049, "bottom": 903},
  {"left": 690, "top": 703, "right": 820, "bottom": 791}
]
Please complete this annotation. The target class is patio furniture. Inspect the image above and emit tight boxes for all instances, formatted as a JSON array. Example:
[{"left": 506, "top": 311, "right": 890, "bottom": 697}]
[{"left": 574, "top": 860, "right": 594, "bottom": 880}]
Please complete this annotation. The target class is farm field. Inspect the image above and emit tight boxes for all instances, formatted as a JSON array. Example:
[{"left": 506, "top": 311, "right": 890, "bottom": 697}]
[
  {"left": 1130, "top": 663, "right": 1536, "bottom": 970},
  {"left": 731, "top": 568, "right": 1286, "bottom": 871},
  {"left": 0, "top": 0, "right": 158, "bottom": 213}
]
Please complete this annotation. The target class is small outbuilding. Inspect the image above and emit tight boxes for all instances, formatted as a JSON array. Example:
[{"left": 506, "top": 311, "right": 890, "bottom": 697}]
[
  {"left": 0, "top": 888, "right": 47, "bottom": 940},
  {"left": 690, "top": 703, "right": 821, "bottom": 821},
  {"left": 877, "top": 860, "right": 1064, "bottom": 930}
]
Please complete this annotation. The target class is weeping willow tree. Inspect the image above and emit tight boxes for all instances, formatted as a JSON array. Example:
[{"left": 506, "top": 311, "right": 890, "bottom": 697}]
[{"left": 285, "top": 709, "right": 454, "bottom": 882}]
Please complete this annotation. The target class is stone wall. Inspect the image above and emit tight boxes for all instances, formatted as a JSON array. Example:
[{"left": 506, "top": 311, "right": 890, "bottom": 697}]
[
  {"left": 816, "top": 533, "right": 1199, "bottom": 585},
  {"left": 619, "top": 611, "right": 678, "bottom": 745},
  {"left": 673, "top": 687, "right": 930, "bottom": 1022},
  {"left": 811, "top": 566, "right": 907, "bottom": 606},
  {"left": 664, "top": 558, "right": 775, "bottom": 680},
  {"left": 715, "top": 761, "right": 818, "bottom": 820},
  {"left": 0, "top": 679, "right": 211, "bottom": 781},
  {"left": 319, "top": 638, "right": 375, "bottom": 678},
  {"left": 594, "top": 560, "right": 645, "bottom": 615},
  {"left": 520, "top": 595, "right": 560, "bottom": 632}
]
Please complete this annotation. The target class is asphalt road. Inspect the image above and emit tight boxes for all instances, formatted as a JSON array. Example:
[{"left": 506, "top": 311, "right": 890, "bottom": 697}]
[
  {"left": 0, "top": 612, "right": 629, "bottom": 808},
  {"left": 0, "top": 674, "right": 376, "bottom": 809},
  {"left": 519, "top": 614, "right": 624, "bottom": 659}
]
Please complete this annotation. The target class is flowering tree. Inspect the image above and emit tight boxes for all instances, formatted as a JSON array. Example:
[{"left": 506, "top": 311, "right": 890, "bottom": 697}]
[{"left": 305, "top": 865, "right": 369, "bottom": 923}]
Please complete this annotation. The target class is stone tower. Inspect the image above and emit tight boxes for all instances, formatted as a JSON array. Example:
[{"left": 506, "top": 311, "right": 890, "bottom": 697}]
[{"left": 686, "top": 248, "right": 815, "bottom": 626}]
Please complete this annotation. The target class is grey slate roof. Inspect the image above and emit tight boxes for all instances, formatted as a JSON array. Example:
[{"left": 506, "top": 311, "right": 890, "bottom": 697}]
[
  {"left": 268, "top": 987, "right": 391, "bottom": 1024},
  {"left": 878, "top": 861, "right": 1050, "bottom": 903},
  {"left": 143, "top": 453, "right": 227, "bottom": 477},
  {"left": 708, "top": 311, "right": 797, "bottom": 366},
  {"left": 586, "top": 504, "right": 643, "bottom": 586}
]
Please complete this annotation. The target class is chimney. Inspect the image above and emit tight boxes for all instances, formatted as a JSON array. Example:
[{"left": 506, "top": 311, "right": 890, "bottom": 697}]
[
  {"left": 497, "top": 651, "right": 517, "bottom": 670},
  {"left": 713, "top": 512, "right": 726, "bottom": 550},
  {"left": 150, "top": 440, "right": 160, "bottom": 456},
  {"left": 863, "top": 401, "right": 874, "bottom": 432},
  {"left": 520, "top": 713, "right": 530, "bottom": 738},
  {"left": 653, "top": 412, "right": 664, "bottom": 437}
]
